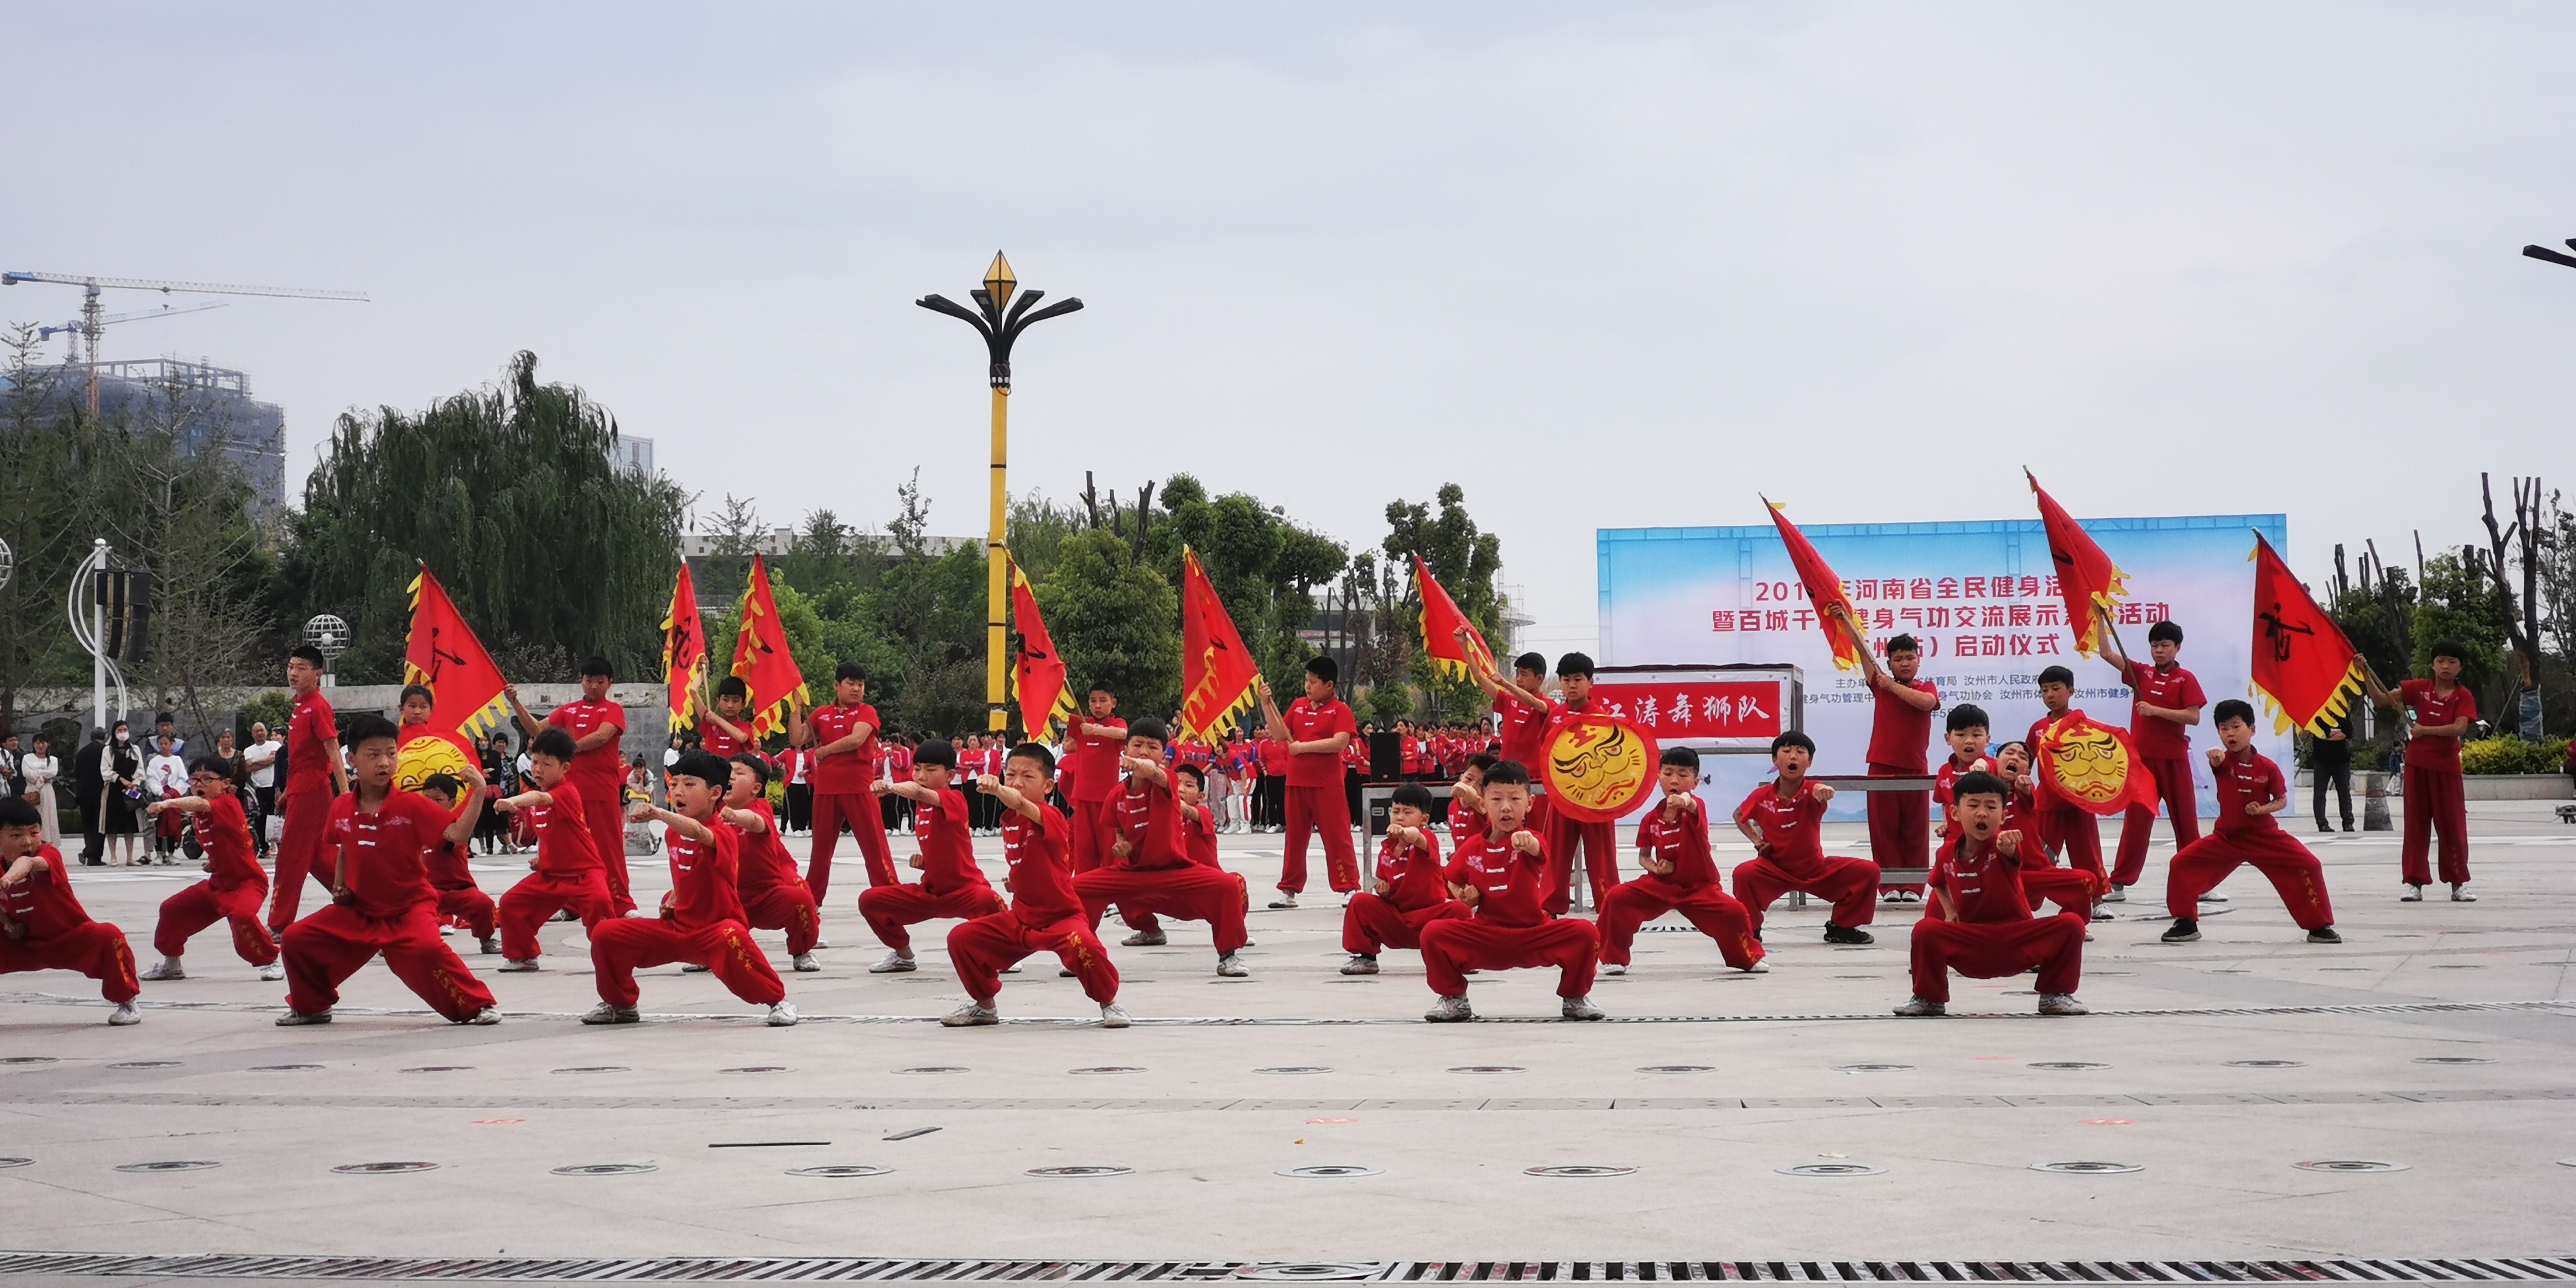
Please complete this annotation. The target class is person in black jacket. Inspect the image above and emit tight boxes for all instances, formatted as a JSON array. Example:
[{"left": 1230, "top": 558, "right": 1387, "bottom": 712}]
[
  {"left": 2309, "top": 704, "right": 2356, "bottom": 834},
  {"left": 73, "top": 729, "right": 108, "bottom": 865}
]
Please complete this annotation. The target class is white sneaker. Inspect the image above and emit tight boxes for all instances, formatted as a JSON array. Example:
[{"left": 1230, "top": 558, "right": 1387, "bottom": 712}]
[
  {"left": 440, "top": 924, "right": 456, "bottom": 936},
  {"left": 868, "top": 952, "right": 917, "bottom": 974},
  {"left": 1121, "top": 928, "right": 1168, "bottom": 947},
  {"left": 1267, "top": 893, "right": 1298, "bottom": 910},
  {"left": 275, "top": 1008, "right": 332, "bottom": 1026},
  {"left": 498, "top": 958, "right": 541, "bottom": 972},
  {"left": 2450, "top": 884, "right": 2477, "bottom": 902},
  {"left": 1891, "top": 997, "right": 1945, "bottom": 1017},
  {"left": 1739, "top": 959, "right": 1770, "bottom": 974},
  {"left": 2038, "top": 993, "right": 2089, "bottom": 1017},
  {"left": 465, "top": 1006, "right": 502, "bottom": 1026},
  {"left": 2400, "top": 884, "right": 2425, "bottom": 902},
  {"left": 765, "top": 1000, "right": 800, "bottom": 1026},
  {"left": 256, "top": 961, "right": 284, "bottom": 982},
  {"left": 477, "top": 937, "right": 502, "bottom": 956},
  {"left": 1602, "top": 963, "right": 1626, "bottom": 976},
  {"left": 941, "top": 1002, "right": 999, "bottom": 1027},
  {"left": 1561, "top": 995, "right": 1605, "bottom": 1021},
  {"left": 1216, "top": 953, "right": 1248, "bottom": 978},
  {"left": 1425, "top": 994, "right": 1474, "bottom": 1023},
  {"left": 141, "top": 960, "right": 185, "bottom": 982},
  {"left": 108, "top": 1000, "right": 141, "bottom": 1026},
  {"left": 791, "top": 954, "right": 820, "bottom": 972},
  {"left": 1340, "top": 954, "right": 1379, "bottom": 975},
  {"left": 2103, "top": 886, "right": 2127, "bottom": 903},
  {"left": 580, "top": 1002, "right": 639, "bottom": 1025},
  {"left": 1097, "top": 1003, "right": 1132, "bottom": 1029}
]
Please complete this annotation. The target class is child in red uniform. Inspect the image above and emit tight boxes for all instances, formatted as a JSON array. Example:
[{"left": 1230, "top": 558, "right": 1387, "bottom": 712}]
[
  {"left": 1447, "top": 754, "right": 1494, "bottom": 841},
  {"left": 1339, "top": 782, "right": 1468, "bottom": 974},
  {"left": 1541, "top": 654, "right": 1622, "bottom": 913},
  {"left": 790, "top": 662, "right": 894, "bottom": 900},
  {"left": 0, "top": 797, "right": 142, "bottom": 1024},
  {"left": 2024, "top": 666, "right": 2110, "bottom": 887},
  {"left": 858, "top": 739, "right": 1004, "bottom": 973},
  {"left": 1933, "top": 705, "right": 1996, "bottom": 841},
  {"left": 506, "top": 659, "right": 634, "bottom": 915},
  {"left": 275, "top": 715, "right": 499, "bottom": 1026},
  {"left": 1731, "top": 732, "right": 1880, "bottom": 944},
  {"left": 414, "top": 774, "right": 501, "bottom": 956},
  {"left": 1163, "top": 763, "right": 1251, "bottom": 923},
  {"left": 266, "top": 645, "right": 349, "bottom": 934},
  {"left": 1599, "top": 747, "right": 1766, "bottom": 975},
  {"left": 1256, "top": 658, "right": 1360, "bottom": 907},
  {"left": 1059, "top": 686, "right": 1129, "bottom": 874},
  {"left": 697, "top": 676, "right": 755, "bottom": 762},
  {"left": 1895, "top": 770, "right": 2088, "bottom": 1017},
  {"left": 491, "top": 728, "right": 615, "bottom": 971},
  {"left": 940, "top": 743, "right": 1128, "bottom": 1028},
  {"left": 1840, "top": 619, "right": 1940, "bottom": 900},
  {"left": 1419, "top": 760, "right": 1602, "bottom": 1022},
  {"left": 2365, "top": 641, "right": 2477, "bottom": 900},
  {"left": 719, "top": 754, "right": 821, "bottom": 972},
  {"left": 140, "top": 758, "right": 283, "bottom": 981},
  {"left": 1073, "top": 720, "right": 1251, "bottom": 977},
  {"left": 2162, "top": 701, "right": 2341, "bottom": 945},
  {"left": 1983, "top": 739, "right": 2102, "bottom": 921},
  {"left": 584, "top": 752, "right": 795, "bottom": 1025},
  {"left": 2101, "top": 615, "right": 2207, "bottom": 900}
]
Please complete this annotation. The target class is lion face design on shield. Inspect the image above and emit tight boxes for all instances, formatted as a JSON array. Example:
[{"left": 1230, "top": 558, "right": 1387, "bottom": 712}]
[
  {"left": 1546, "top": 717, "right": 1649, "bottom": 815},
  {"left": 397, "top": 731, "right": 473, "bottom": 795},
  {"left": 2045, "top": 723, "right": 2131, "bottom": 808}
]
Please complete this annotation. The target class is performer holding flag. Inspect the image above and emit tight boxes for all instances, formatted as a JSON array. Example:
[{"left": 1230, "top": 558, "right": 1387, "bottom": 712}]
[
  {"left": 662, "top": 563, "right": 709, "bottom": 747},
  {"left": 1009, "top": 556, "right": 1077, "bottom": 743}
]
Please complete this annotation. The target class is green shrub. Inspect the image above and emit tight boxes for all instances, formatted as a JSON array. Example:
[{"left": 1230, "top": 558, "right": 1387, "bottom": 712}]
[{"left": 2460, "top": 737, "right": 2570, "bottom": 776}]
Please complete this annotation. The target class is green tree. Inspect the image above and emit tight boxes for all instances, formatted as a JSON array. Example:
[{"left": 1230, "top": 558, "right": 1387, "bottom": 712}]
[
  {"left": 1037, "top": 528, "right": 1181, "bottom": 720},
  {"left": 1143, "top": 473, "right": 1348, "bottom": 699},
  {"left": 1380, "top": 482, "right": 1509, "bottom": 724},
  {"left": 2412, "top": 549, "right": 2516, "bottom": 714}
]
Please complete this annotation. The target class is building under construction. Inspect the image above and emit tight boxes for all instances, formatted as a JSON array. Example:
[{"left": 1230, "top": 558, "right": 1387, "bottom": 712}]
[{"left": 78, "top": 357, "right": 289, "bottom": 513}]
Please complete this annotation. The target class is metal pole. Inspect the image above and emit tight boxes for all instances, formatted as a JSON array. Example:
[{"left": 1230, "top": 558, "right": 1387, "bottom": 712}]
[
  {"left": 91, "top": 540, "right": 108, "bottom": 736},
  {"left": 985, "top": 386, "right": 1009, "bottom": 733}
]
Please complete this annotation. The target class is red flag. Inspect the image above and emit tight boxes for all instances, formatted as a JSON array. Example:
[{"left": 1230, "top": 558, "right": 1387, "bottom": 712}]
[
  {"left": 729, "top": 555, "right": 808, "bottom": 739},
  {"left": 2248, "top": 532, "right": 2364, "bottom": 735},
  {"left": 1178, "top": 548, "right": 1261, "bottom": 746},
  {"left": 2027, "top": 471, "right": 2131, "bottom": 657},
  {"left": 1413, "top": 554, "right": 1495, "bottom": 681},
  {"left": 1009, "top": 555, "right": 1075, "bottom": 741},
  {"left": 2034, "top": 710, "right": 2159, "bottom": 816},
  {"left": 401, "top": 564, "right": 510, "bottom": 795},
  {"left": 661, "top": 562, "right": 708, "bottom": 732},
  {"left": 1762, "top": 498, "right": 1866, "bottom": 672}
]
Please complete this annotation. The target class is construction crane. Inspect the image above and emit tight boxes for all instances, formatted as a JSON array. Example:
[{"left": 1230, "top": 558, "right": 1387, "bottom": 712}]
[
  {"left": 36, "top": 300, "right": 229, "bottom": 362},
  {"left": 1, "top": 269, "right": 367, "bottom": 414}
]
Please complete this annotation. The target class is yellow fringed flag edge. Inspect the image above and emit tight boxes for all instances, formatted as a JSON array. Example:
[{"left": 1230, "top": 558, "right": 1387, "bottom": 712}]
[{"left": 402, "top": 566, "right": 513, "bottom": 745}]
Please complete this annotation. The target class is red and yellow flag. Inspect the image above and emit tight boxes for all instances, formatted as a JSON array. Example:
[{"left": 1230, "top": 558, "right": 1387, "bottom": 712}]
[
  {"left": 1763, "top": 498, "right": 1866, "bottom": 672},
  {"left": 2027, "top": 471, "right": 2130, "bottom": 657},
  {"left": 1009, "top": 555, "right": 1075, "bottom": 741},
  {"left": 2248, "top": 532, "right": 2363, "bottom": 735},
  {"left": 1413, "top": 554, "right": 1494, "bottom": 681},
  {"left": 400, "top": 563, "right": 510, "bottom": 791},
  {"left": 660, "top": 562, "right": 707, "bottom": 732},
  {"left": 1178, "top": 548, "right": 1261, "bottom": 746},
  {"left": 729, "top": 554, "right": 808, "bottom": 739},
  {"left": 2034, "top": 710, "right": 2159, "bottom": 817}
]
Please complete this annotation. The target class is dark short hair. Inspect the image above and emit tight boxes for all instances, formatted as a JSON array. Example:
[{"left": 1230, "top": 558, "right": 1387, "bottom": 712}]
[
  {"left": 290, "top": 645, "right": 326, "bottom": 667},
  {"left": 1660, "top": 745, "right": 1702, "bottom": 771},
  {"left": 1770, "top": 730, "right": 1816, "bottom": 756},
  {"left": 1482, "top": 759, "right": 1531, "bottom": 788},
  {"left": 2429, "top": 639, "right": 2467, "bottom": 663},
  {"left": 1466, "top": 752, "right": 1498, "bottom": 776},
  {"left": 187, "top": 756, "right": 234, "bottom": 780},
  {"left": 1556, "top": 652, "right": 1595, "bottom": 680},
  {"left": 1950, "top": 770, "right": 2009, "bottom": 804},
  {"left": 2147, "top": 619, "right": 2183, "bottom": 645},
  {"left": 154, "top": 712, "right": 175, "bottom": 727},
  {"left": 731, "top": 752, "right": 773, "bottom": 787},
  {"left": 0, "top": 797, "right": 40, "bottom": 828},
  {"left": 1172, "top": 762, "right": 1204, "bottom": 787},
  {"left": 1996, "top": 739, "right": 2028, "bottom": 758},
  {"left": 1306, "top": 655, "right": 1339, "bottom": 684},
  {"left": 914, "top": 738, "right": 956, "bottom": 769},
  {"left": 419, "top": 773, "right": 463, "bottom": 800},
  {"left": 345, "top": 713, "right": 399, "bottom": 750},
  {"left": 715, "top": 675, "right": 747, "bottom": 700},
  {"left": 1886, "top": 634, "right": 1920, "bottom": 656},
  {"left": 1009, "top": 741, "right": 1058, "bottom": 776},
  {"left": 1513, "top": 652, "right": 1547, "bottom": 676},
  {"left": 530, "top": 728, "right": 579, "bottom": 762},
  {"left": 835, "top": 660, "right": 869, "bottom": 684},
  {"left": 2037, "top": 665, "right": 2076, "bottom": 688},
  {"left": 1946, "top": 703, "right": 1989, "bottom": 734},
  {"left": 1127, "top": 717, "right": 1170, "bottom": 746},
  {"left": 1391, "top": 782, "right": 1437, "bottom": 812},
  {"left": 581, "top": 656, "right": 614, "bottom": 678},
  {"left": 2212, "top": 699, "right": 2256, "bottom": 728},
  {"left": 1088, "top": 681, "right": 1115, "bottom": 697},
  {"left": 399, "top": 684, "right": 435, "bottom": 709},
  {"left": 671, "top": 750, "right": 732, "bottom": 787}
]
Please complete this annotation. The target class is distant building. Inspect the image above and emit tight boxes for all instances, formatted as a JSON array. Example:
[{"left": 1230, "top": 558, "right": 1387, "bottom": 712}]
[
  {"left": 16, "top": 359, "right": 289, "bottom": 512},
  {"left": 613, "top": 435, "right": 654, "bottom": 476},
  {"left": 680, "top": 527, "right": 973, "bottom": 584}
]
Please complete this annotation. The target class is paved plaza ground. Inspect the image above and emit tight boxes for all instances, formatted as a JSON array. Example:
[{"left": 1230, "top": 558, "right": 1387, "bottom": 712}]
[{"left": 4, "top": 801, "right": 2573, "bottom": 1272}]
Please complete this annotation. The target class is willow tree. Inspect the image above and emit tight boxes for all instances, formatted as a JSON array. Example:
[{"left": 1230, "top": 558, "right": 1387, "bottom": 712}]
[{"left": 275, "top": 351, "right": 687, "bottom": 684}]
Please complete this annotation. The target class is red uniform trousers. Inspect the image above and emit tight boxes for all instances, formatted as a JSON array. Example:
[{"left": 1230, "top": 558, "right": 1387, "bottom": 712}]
[
  {"left": 2112, "top": 757, "right": 2201, "bottom": 887},
  {"left": 807, "top": 791, "right": 896, "bottom": 901},
  {"left": 947, "top": 911, "right": 1120, "bottom": 1006},
  {"left": 1342, "top": 893, "right": 1470, "bottom": 955},
  {"left": 741, "top": 883, "right": 823, "bottom": 956},
  {"left": 2019, "top": 864, "right": 2106, "bottom": 919},
  {"left": 2167, "top": 831, "right": 2334, "bottom": 927},
  {"left": 281, "top": 903, "right": 495, "bottom": 1020},
  {"left": 1420, "top": 916, "right": 1600, "bottom": 998},
  {"left": 2401, "top": 765, "right": 2470, "bottom": 886},
  {"left": 1126, "top": 871, "right": 1249, "bottom": 933},
  {"left": 1542, "top": 805, "right": 1618, "bottom": 914},
  {"left": 0, "top": 920, "right": 139, "bottom": 1003},
  {"left": 2037, "top": 807, "right": 2107, "bottom": 880},
  {"left": 1076, "top": 868, "right": 1248, "bottom": 954},
  {"left": 589, "top": 917, "right": 785, "bottom": 1008},
  {"left": 1731, "top": 855, "right": 1881, "bottom": 936},
  {"left": 857, "top": 882, "right": 1005, "bottom": 954},
  {"left": 434, "top": 884, "right": 496, "bottom": 939},
  {"left": 1596, "top": 876, "right": 1763, "bottom": 969},
  {"left": 266, "top": 787, "right": 336, "bottom": 932},
  {"left": 1909, "top": 911, "right": 2087, "bottom": 1003},
  {"left": 154, "top": 880, "right": 279, "bottom": 965},
  {"left": 1280, "top": 784, "right": 1359, "bottom": 895},
  {"left": 1069, "top": 798, "right": 1119, "bottom": 875},
  {"left": 582, "top": 791, "right": 637, "bottom": 915},
  {"left": 496, "top": 869, "right": 614, "bottom": 961},
  {"left": 1866, "top": 770, "right": 1930, "bottom": 893}
]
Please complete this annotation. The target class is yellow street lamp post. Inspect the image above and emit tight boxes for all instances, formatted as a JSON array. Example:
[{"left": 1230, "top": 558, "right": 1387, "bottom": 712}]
[{"left": 916, "top": 252, "right": 1085, "bottom": 734}]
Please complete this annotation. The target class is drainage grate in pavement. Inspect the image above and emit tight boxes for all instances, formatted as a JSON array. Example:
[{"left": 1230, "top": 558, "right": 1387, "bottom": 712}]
[
  {"left": 249, "top": 1064, "right": 322, "bottom": 1072},
  {"left": 2029, "top": 1161, "right": 2142, "bottom": 1174},
  {"left": 786, "top": 1165, "right": 893, "bottom": 1178},
  {"left": 1776, "top": 1163, "right": 1887, "bottom": 1176},
  {"left": 1450, "top": 1067, "right": 1524, "bottom": 1074},
  {"left": 1258, "top": 1067, "right": 1333, "bottom": 1075},
  {"left": 1638, "top": 1066, "right": 1716, "bottom": 1074},
  {"left": 111, "top": 1160, "right": 218, "bottom": 1172},
  {"left": 1523, "top": 1166, "right": 1635, "bottom": 1178},
  {"left": 897, "top": 1067, "right": 969, "bottom": 1074},
  {"left": 1072, "top": 1067, "right": 1146, "bottom": 1075},
  {"left": 1028, "top": 1165, "right": 1132, "bottom": 1178},
  {"left": 330, "top": 1161, "right": 438, "bottom": 1174},
  {"left": 0, "top": 1158, "right": 29, "bottom": 1169},
  {"left": 2226, "top": 1060, "right": 2305, "bottom": 1068},
  {"left": 1833, "top": 1064, "right": 1911, "bottom": 1072},
  {"left": 402, "top": 1066, "right": 473, "bottom": 1073},
  {"left": 105, "top": 1060, "right": 180, "bottom": 1069},
  {"left": 1278, "top": 1165, "right": 1383, "bottom": 1178},
  {"left": 550, "top": 1163, "right": 656, "bottom": 1176},
  {"left": 2027, "top": 1063, "right": 2109, "bottom": 1071},
  {"left": 721, "top": 1066, "right": 790, "bottom": 1074},
  {"left": 2414, "top": 1057, "right": 2496, "bottom": 1065},
  {"left": 2296, "top": 1159, "right": 2410, "bottom": 1172},
  {"left": 0, "top": 1056, "right": 57, "bottom": 1065},
  {"left": 551, "top": 1067, "right": 629, "bottom": 1074}
]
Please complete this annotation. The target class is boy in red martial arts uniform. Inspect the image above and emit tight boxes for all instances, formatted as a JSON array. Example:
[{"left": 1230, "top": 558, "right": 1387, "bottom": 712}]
[
  {"left": 2161, "top": 700, "right": 2341, "bottom": 945},
  {"left": 719, "top": 754, "right": 821, "bottom": 972},
  {"left": 2100, "top": 615, "right": 2206, "bottom": 902},
  {"left": 1074, "top": 719, "right": 1250, "bottom": 978},
  {"left": 491, "top": 728, "right": 615, "bottom": 971},
  {"left": 696, "top": 676, "right": 755, "bottom": 762},
  {"left": 1339, "top": 782, "right": 1468, "bottom": 974},
  {"left": 858, "top": 738, "right": 1004, "bottom": 974},
  {"left": 2024, "top": 665, "right": 2110, "bottom": 888},
  {"left": 1894, "top": 770, "right": 2089, "bottom": 1018},
  {"left": 586, "top": 751, "right": 796, "bottom": 1026},
  {"left": 1599, "top": 747, "right": 1766, "bottom": 976},
  {"left": 1, "top": 797, "right": 142, "bottom": 1024},
  {"left": 1170, "top": 764, "right": 1248, "bottom": 911},
  {"left": 266, "top": 644, "right": 348, "bottom": 934},
  {"left": 2364, "top": 640, "right": 2477, "bottom": 901},
  {"left": 1257, "top": 658, "right": 1361, "bottom": 908},
  {"left": 1933, "top": 705, "right": 1995, "bottom": 841},
  {"left": 1419, "top": 759, "right": 1603, "bottom": 1022},
  {"left": 505, "top": 659, "right": 633, "bottom": 915},
  {"left": 1059, "top": 686, "right": 1128, "bottom": 874},
  {"left": 1731, "top": 731, "right": 1881, "bottom": 945},
  {"left": 275, "top": 715, "right": 499, "bottom": 1026},
  {"left": 940, "top": 743, "right": 1129, "bottom": 1028},
  {"left": 1464, "top": 645, "right": 1555, "bottom": 831},
  {"left": 140, "top": 757, "right": 284, "bottom": 981},
  {"left": 1839, "top": 619, "right": 1940, "bottom": 902},
  {"left": 789, "top": 662, "right": 894, "bottom": 900},
  {"left": 413, "top": 774, "right": 501, "bottom": 956}
]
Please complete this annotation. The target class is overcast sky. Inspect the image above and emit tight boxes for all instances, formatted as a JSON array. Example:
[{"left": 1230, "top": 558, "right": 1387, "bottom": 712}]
[{"left": 5, "top": 3, "right": 2570, "bottom": 652}]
